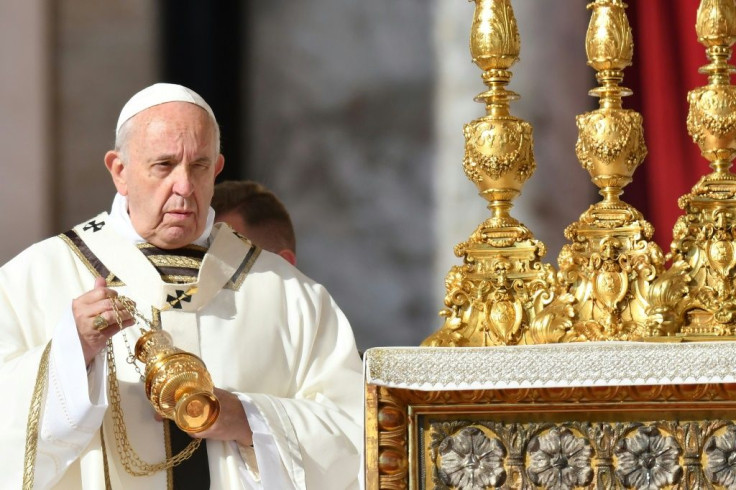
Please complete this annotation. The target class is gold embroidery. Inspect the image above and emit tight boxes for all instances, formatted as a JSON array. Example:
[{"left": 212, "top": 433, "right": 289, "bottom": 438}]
[
  {"left": 22, "top": 341, "right": 52, "bottom": 490},
  {"left": 227, "top": 245, "right": 261, "bottom": 291},
  {"left": 160, "top": 274, "right": 199, "bottom": 284},
  {"left": 146, "top": 255, "right": 203, "bottom": 270},
  {"left": 58, "top": 233, "right": 122, "bottom": 286},
  {"left": 164, "top": 420, "right": 173, "bottom": 490},
  {"left": 100, "top": 427, "right": 112, "bottom": 490},
  {"left": 136, "top": 243, "right": 208, "bottom": 254}
]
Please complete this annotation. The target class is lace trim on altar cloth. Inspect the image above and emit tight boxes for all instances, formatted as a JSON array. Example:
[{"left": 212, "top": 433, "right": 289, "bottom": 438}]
[{"left": 364, "top": 341, "right": 736, "bottom": 390}]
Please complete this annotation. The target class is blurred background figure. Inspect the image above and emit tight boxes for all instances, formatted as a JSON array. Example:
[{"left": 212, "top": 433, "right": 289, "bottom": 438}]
[{"left": 213, "top": 180, "right": 297, "bottom": 266}]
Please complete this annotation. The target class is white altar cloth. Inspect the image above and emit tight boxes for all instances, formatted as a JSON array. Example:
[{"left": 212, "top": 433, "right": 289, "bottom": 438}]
[{"left": 364, "top": 341, "right": 736, "bottom": 391}]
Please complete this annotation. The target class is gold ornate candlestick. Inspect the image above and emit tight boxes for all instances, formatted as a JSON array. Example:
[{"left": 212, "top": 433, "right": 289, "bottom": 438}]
[
  {"left": 648, "top": 0, "right": 736, "bottom": 337},
  {"left": 527, "top": 0, "right": 663, "bottom": 343},
  {"left": 423, "top": 0, "right": 556, "bottom": 347}
]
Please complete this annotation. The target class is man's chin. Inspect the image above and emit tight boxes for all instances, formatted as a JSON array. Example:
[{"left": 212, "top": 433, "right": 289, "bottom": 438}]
[{"left": 148, "top": 227, "right": 201, "bottom": 249}]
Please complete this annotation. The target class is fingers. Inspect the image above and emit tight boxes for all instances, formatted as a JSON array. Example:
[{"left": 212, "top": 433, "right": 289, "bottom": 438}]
[
  {"left": 93, "top": 276, "right": 107, "bottom": 290},
  {"left": 191, "top": 388, "right": 252, "bottom": 446},
  {"left": 73, "top": 277, "right": 136, "bottom": 365}
]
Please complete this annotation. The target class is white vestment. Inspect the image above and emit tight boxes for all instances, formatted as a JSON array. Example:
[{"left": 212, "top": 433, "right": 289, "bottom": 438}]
[{"left": 0, "top": 209, "right": 363, "bottom": 489}]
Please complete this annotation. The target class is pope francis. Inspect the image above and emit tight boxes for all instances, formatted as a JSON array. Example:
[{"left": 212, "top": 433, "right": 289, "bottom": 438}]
[{"left": 0, "top": 83, "right": 363, "bottom": 489}]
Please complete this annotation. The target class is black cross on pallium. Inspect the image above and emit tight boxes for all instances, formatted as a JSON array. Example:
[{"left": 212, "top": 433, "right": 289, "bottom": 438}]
[
  {"left": 83, "top": 220, "right": 105, "bottom": 232},
  {"left": 166, "top": 290, "right": 193, "bottom": 309}
]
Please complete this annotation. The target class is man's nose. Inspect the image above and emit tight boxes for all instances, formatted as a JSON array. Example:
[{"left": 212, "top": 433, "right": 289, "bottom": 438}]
[{"left": 171, "top": 166, "right": 194, "bottom": 196}]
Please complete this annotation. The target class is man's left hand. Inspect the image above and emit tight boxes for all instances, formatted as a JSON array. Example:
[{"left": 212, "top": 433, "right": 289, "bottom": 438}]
[{"left": 192, "top": 388, "right": 253, "bottom": 447}]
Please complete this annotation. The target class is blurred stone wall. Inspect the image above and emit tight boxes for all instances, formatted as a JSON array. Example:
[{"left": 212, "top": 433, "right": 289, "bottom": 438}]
[
  {"left": 0, "top": 0, "right": 51, "bottom": 264},
  {"left": 54, "top": 1, "right": 158, "bottom": 232},
  {"left": 245, "top": 1, "right": 436, "bottom": 350},
  {"left": 0, "top": 1, "right": 157, "bottom": 264}
]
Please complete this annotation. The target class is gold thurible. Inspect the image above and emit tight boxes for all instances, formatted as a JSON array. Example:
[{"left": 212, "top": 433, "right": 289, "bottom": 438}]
[
  {"left": 135, "top": 329, "right": 220, "bottom": 433},
  {"left": 422, "top": 0, "right": 557, "bottom": 347},
  {"left": 526, "top": 0, "right": 664, "bottom": 343},
  {"left": 648, "top": 0, "right": 736, "bottom": 337}
]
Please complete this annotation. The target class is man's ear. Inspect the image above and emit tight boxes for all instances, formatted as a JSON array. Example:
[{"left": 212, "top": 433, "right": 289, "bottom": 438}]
[
  {"left": 278, "top": 249, "right": 297, "bottom": 267},
  {"left": 105, "top": 150, "right": 128, "bottom": 196},
  {"left": 214, "top": 154, "right": 225, "bottom": 178}
]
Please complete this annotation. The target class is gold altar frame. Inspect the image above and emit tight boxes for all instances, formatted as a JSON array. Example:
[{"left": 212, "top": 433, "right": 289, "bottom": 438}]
[{"left": 365, "top": 383, "right": 736, "bottom": 489}]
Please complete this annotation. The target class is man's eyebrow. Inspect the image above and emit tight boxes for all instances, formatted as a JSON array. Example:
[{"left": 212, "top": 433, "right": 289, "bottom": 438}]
[
  {"left": 148, "top": 155, "right": 212, "bottom": 164},
  {"left": 149, "top": 154, "right": 177, "bottom": 162}
]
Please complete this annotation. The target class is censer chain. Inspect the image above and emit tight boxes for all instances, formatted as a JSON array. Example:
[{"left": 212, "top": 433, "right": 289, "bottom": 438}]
[{"left": 105, "top": 295, "right": 201, "bottom": 476}]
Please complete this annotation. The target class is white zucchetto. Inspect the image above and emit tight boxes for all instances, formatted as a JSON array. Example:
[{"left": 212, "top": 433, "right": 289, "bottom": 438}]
[{"left": 116, "top": 83, "right": 216, "bottom": 135}]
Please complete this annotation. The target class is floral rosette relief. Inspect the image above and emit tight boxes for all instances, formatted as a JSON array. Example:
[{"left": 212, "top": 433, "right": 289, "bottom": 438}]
[
  {"left": 704, "top": 424, "right": 736, "bottom": 489},
  {"left": 422, "top": 419, "right": 736, "bottom": 489},
  {"left": 435, "top": 426, "right": 507, "bottom": 489},
  {"left": 614, "top": 426, "right": 683, "bottom": 489},
  {"left": 526, "top": 427, "right": 594, "bottom": 490}
]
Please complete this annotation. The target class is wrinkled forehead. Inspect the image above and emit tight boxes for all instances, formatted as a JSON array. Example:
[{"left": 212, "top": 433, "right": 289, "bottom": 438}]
[{"left": 126, "top": 102, "right": 219, "bottom": 154}]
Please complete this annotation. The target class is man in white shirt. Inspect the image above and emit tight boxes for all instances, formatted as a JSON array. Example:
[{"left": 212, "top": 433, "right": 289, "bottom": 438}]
[{"left": 0, "top": 83, "right": 363, "bottom": 489}]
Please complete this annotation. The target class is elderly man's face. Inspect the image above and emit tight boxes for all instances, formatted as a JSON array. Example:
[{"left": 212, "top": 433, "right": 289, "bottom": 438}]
[{"left": 105, "top": 102, "right": 224, "bottom": 249}]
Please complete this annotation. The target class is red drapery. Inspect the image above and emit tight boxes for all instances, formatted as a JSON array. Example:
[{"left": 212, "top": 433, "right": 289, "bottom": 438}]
[{"left": 627, "top": 0, "right": 714, "bottom": 253}]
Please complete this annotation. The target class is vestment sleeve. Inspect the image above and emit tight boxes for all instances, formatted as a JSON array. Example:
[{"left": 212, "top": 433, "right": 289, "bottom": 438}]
[
  {"left": 234, "top": 282, "right": 363, "bottom": 490},
  {"left": 0, "top": 241, "right": 107, "bottom": 488}
]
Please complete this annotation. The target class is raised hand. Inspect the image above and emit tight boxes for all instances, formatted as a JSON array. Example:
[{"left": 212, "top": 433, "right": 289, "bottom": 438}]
[{"left": 72, "top": 276, "right": 135, "bottom": 366}]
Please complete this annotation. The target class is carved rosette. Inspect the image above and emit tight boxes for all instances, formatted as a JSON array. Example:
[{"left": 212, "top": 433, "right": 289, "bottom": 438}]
[
  {"left": 433, "top": 425, "right": 507, "bottom": 488},
  {"left": 423, "top": 419, "right": 736, "bottom": 490},
  {"left": 423, "top": 0, "right": 555, "bottom": 347},
  {"left": 648, "top": 0, "right": 736, "bottom": 338}
]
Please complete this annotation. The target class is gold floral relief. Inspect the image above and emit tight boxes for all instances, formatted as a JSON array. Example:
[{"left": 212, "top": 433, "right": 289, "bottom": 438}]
[{"left": 365, "top": 383, "right": 736, "bottom": 490}]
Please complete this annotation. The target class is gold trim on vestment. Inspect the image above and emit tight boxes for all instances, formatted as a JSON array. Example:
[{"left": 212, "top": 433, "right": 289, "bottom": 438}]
[
  {"left": 226, "top": 243, "right": 261, "bottom": 291},
  {"left": 146, "top": 254, "right": 203, "bottom": 270},
  {"left": 164, "top": 419, "right": 173, "bottom": 490},
  {"left": 100, "top": 427, "right": 113, "bottom": 490},
  {"left": 58, "top": 232, "right": 123, "bottom": 287},
  {"left": 160, "top": 274, "right": 199, "bottom": 284},
  {"left": 136, "top": 242, "right": 208, "bottom": 254},
  {"left": 59, "top": 233, "right": 100, "bottom": 278},
  {"left": 22, "top": 341, "right": 52, "bottom": 490}
]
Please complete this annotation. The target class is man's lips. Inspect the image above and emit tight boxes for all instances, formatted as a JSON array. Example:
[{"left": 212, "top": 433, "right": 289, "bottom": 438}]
[{"left": 166, "top": 210, "right": 194, "bottom": 220}]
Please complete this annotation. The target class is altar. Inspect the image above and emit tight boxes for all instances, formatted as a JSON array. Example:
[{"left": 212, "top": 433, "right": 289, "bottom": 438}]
[
  {"left": 364, "top": 343, "right": 736, "bottom": 489},
  {"left": 364, "top": 0, "right": 736, "bottom": 488}
]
